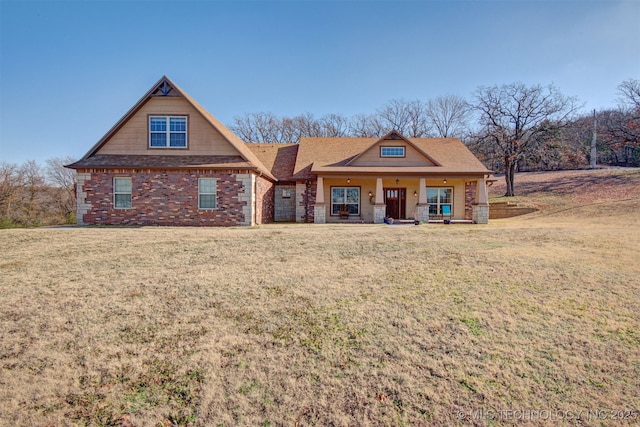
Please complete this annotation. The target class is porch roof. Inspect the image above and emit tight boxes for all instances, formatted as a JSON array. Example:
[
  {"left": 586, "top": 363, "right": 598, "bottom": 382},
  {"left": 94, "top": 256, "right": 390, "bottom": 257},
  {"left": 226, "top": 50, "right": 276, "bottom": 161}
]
[{"left": 294, "top": 135, "right": 492, "bottom": 180}]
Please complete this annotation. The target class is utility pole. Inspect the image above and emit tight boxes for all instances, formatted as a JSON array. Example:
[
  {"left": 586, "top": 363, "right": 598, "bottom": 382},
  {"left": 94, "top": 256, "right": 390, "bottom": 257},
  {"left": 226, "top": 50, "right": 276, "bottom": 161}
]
[{"left": 590, "top": 109, "right": 597, "bottom": 169}]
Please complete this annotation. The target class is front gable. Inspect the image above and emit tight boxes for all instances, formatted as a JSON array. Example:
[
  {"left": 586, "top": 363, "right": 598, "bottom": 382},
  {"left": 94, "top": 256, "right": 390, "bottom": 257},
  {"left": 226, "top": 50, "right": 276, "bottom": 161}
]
[
  {"left": 96, "top": 96, "right": 241, "bottom": 156},
  {"left": 347, "top": 131, "right": 440, "bottom": 167},
  {"left": 69, "top": 76, "right": 276, "bottom": 180},
  {"left": 94, "top": 79, "right": 241, "bottom": 157}
]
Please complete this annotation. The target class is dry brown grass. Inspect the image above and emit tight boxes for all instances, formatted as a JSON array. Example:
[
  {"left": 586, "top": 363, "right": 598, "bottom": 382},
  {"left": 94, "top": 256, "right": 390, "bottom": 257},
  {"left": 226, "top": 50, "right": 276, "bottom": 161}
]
[{"left": 1, "top": 169, "right": 640, "bottom": 426}]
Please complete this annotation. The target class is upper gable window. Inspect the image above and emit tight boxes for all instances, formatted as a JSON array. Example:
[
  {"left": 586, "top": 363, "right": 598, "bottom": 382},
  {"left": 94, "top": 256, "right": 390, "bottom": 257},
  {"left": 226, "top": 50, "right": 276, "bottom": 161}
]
[
  {"left": 380, "top": 146, "right": 405, "bottom": 157},
  {"left": 149, "top": 116, "right": 187, "bottom": 148}
]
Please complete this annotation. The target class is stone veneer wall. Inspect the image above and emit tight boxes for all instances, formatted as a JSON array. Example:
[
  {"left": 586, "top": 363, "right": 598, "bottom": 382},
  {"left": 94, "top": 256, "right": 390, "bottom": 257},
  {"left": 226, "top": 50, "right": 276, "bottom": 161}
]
[
  {"left": 75, "top": 172, "right": 92, "bottom": 225},
  {"left": 255, "top": 175, "right": 275, "bottom": 224},
  {"left": 465, "top": 181, "right": 477, "bottom": 221},
  {"left": 274, "top": 184, "right": 296, "bottom": 222},
  {"left": 77, "top": 169, "right": 252, "bottom": 226}
]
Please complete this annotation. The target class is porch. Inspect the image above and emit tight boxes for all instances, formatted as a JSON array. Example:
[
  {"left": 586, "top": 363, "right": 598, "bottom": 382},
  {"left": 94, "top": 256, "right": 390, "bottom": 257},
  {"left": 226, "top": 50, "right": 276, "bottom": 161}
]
[{"left": 311, "top": 175, "right": 489, "bottom": 224}]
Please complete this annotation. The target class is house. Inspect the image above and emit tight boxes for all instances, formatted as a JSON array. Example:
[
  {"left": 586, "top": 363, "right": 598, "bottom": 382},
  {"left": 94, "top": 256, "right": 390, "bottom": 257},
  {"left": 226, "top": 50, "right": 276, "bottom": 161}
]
[{"left": 67, "top": 76, "right": 492, "bottom": 226}]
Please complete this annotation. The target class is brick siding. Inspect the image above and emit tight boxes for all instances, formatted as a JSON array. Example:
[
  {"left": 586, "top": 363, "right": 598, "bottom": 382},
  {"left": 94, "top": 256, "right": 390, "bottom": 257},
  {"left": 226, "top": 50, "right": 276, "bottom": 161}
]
[
  {"left": 465, "top": 181, "right": 477, "bottom": 221},
  {"left": 297, "top": 180, "right": 316, "bottom": 223},
  {"left": 78, "top": 169, "right": 251, "bottom": 226},
  {"left": 255, "top": 175, "right": 275, "bottom": 224}
]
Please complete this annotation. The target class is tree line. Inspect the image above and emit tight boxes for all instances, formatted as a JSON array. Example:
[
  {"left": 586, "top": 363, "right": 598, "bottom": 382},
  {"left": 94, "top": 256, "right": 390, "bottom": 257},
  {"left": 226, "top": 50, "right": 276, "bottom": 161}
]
[
  {"left": 1, "top": 79, "right": 637, "bottom": 227},
  {"left": 230, "top": 95, "right": 471, "bottom": 142},
  {"left": 0, "top": 156, "right": 76, "bottom": 227},
  {"left": 231, "top": 78, "right": 639, "bottom": 196}
]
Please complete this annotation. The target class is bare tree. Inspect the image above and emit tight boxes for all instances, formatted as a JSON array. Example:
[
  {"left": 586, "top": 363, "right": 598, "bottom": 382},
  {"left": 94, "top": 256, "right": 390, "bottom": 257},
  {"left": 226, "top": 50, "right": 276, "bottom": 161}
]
[
  {"left": 473, "top": 82, "right": 580, "bottom": 196},
  {"left": 1, "top": 159, "right": 80, "bottom": 227},
  {"left": 20, "top": 160, "right": 47, "bottom": 225},
  {"left": 617, "top": 78, "right": 640, "bottom": 111},
  {"left": 425, "top": 95, "right": 470, "bottom": 138},
  {"left": 376, "top": 99, "right": 431, "bottom": 137},
  {"left": 606, "top": 79, "right": 640, "bottom": 154},
  {"left": 0, "top": 162, "right": 23, "bottom": 224},
  {"left": 348, "top": 114, "right": 385, "bottom": 138},
  {"left": 559, "top": 113, "right": 600, "bottom": 168},
  {"left": 47, "top": 156, "right": 77, "bottom": 218},
  {"left": 291, "top": 113, "right": 323, "bottom": 139},
  {"left": 320, "top": 113, "right": 350, "bottom": 137},
  {"left": 599, "top": 109, "right": 640, "bottom": 166},
  {"left": 230, "top": 112, "right": 283, "bottom": 143}
]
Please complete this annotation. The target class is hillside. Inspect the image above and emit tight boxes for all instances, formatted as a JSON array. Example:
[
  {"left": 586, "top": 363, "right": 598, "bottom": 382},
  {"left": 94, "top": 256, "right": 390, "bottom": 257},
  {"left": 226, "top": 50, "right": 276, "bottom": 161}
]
[{"left": 489, "top": 168, "right": 640, "bottom": 220}]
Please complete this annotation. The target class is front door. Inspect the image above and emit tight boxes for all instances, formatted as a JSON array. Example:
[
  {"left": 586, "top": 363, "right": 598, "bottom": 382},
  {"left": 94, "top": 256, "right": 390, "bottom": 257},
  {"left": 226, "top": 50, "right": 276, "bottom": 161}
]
[{"left": 384, "top": 188, "right": 406, "bottom": 219}]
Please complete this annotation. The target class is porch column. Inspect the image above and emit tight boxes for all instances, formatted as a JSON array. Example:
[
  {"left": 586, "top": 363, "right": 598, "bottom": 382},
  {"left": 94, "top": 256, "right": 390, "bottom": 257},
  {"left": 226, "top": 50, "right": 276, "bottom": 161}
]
[
  {"left": 375, "top": 177, "right": 384, "bottom": 204},
  {"left": 373, "top": 177, "right": 386, "bottom": 224},
  {"left": 314, "top": 176, "right": 326, "bottom": 224},
  {"left": 417, "top": 177, "right": 427, "bottom": 204},
  {"left": 415, "top": 177, "right": 429, "bottom": 223},
  {"left": 473, "top": 176, "right": 489, "bottom": 224},
  {"left": 476, "top": 177, "right": 488, "bottom": 205}
]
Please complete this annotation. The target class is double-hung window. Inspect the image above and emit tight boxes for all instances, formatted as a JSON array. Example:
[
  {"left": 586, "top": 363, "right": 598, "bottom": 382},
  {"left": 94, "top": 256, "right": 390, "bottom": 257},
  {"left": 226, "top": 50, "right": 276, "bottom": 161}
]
[
  {"left": 198, "top": 178, "right": 217, "bottom": 209},
  {"left": 331, "top": 187, "right": 360, "bottom": 215},
  {"left": 427, "top": 187, "right": 452, "bottom": 216},
  {"left": 114, "top": 177, "right": 132, "bottom": 209},
  {"left": 149, "top": 116, "right": 187, "bottom": 148}
]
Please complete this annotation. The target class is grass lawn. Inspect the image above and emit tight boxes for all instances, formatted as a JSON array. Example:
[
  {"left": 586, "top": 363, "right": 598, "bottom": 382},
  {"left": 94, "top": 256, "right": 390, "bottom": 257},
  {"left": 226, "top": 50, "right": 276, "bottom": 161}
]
[{"left": 1, "top": 169, "right": 639, "bottom": 426}]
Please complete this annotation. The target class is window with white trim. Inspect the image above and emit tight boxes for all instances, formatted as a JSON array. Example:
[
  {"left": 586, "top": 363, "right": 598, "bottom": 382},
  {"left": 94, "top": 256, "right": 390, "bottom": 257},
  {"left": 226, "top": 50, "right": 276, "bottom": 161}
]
[
  {"left": 380, "top": 146, "right": 405, "bottom": 157},
  {"left": 149, "top": 116, "right": 187, "bottom": 148},
  {"left": 114, "top": 177, "right": 132, "bottom": 209},
  {"left": 198, "top": 178, "right": 217, "bottom": 209},
  {"left": 427, "top": 187, "right": 452, "bottom": 216},
  {"left": 331, "top": 187, "right": 360, "bottom": 215}
]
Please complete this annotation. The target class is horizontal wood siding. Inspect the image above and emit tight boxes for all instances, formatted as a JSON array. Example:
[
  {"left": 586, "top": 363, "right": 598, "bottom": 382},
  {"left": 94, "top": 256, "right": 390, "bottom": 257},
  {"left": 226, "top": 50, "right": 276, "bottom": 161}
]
[
  {"left": 349, "top": 141, "right": 435, "bottom": 167},
  {"left": 97, "top": 97, "right": 241, "bottom": 156}
]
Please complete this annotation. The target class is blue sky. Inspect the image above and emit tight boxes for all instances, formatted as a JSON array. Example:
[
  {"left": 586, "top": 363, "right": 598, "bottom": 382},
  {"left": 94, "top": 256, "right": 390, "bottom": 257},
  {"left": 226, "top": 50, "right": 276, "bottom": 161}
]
[{"left": 1, "top": 0, "right": 639, "bottom": 165}]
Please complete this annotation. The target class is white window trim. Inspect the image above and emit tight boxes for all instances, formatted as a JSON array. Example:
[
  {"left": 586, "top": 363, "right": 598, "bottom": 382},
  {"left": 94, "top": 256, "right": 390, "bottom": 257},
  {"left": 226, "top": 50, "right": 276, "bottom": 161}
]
[
  {"left": 113, "top": 177, "right": 132, "bottom": 209},
  {"left": 198, "top": 178, "right": 217, "bottom": 210},
  {"left": 380, "top": 146, "right": 406, "bottom": 157},
  {"left": 330, "top": 186, "right": 360, "bottom": 216},
  {"left": 426, "top": 187, "right": 453, "bottom": 216},
  {"left": 149, "top": 116, "right": 188, "bottom": 148}
]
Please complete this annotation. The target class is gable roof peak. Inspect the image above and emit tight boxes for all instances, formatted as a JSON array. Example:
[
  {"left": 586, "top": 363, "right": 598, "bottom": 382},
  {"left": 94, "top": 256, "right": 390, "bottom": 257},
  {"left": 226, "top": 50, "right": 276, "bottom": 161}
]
[
  {"left": 383, "top": 130, "right": 405, "bottom": 140},
  {"left": 343, "top": 130, "right": 441, "bottom": 166},
  {"left": 150, "top": 75, "right": 178, "bottom": 97}
]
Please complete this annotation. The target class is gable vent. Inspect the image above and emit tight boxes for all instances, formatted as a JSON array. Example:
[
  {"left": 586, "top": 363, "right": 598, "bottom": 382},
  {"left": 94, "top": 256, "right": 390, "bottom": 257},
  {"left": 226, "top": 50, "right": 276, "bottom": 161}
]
[{"left": 151, "top": 79, "right": 175, "bottom": 97}]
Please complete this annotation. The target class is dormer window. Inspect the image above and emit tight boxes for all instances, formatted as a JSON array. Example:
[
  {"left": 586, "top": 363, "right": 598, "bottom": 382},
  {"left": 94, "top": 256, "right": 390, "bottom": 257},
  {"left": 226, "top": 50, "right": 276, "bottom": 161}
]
[
  {"left": 149, "top": 116, "right": 187, "bottom": 148},
  {"left": 380, "top": 146, "right": 405, "bottom": 157}
]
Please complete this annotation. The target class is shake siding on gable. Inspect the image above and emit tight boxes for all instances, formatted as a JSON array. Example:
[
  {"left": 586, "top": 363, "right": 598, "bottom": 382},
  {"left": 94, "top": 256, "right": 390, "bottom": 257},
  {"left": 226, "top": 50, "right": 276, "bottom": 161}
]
[
  {"left": 349, "top": 143, "right": 435, "bottom": 167},
  {"left": 96, "top": 97, "right": 241, "bottom": 157}
]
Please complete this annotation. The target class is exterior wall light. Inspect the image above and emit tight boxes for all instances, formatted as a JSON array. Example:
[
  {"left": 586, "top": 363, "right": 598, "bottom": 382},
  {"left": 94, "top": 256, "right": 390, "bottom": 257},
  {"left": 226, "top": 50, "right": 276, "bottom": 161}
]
[
  {"left": 443, "top": 179, "right": 447, "bottom": 184},
  {"left": 347, "top": 178, "right": 351, "bottom": 184},
  {"left": 368, "top": 191, "right": 373, "bottom": 197},
  {"left": 413, "top": 190, "right": 418, "bottom": 197}
]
